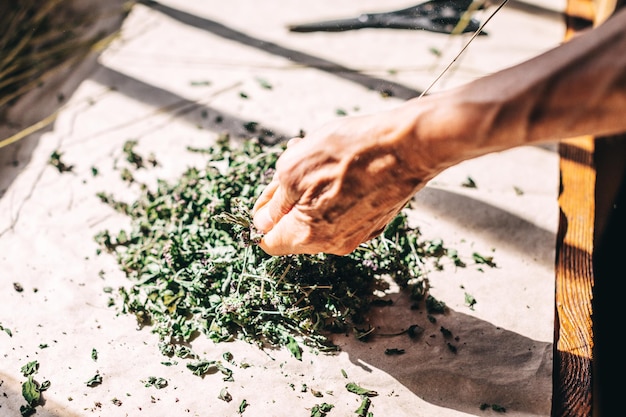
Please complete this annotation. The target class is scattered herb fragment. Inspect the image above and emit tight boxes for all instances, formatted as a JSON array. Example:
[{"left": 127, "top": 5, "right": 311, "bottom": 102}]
[
  {"left": 480, "top": 403, "right": 507, "bottom": 412},
  {"left": 429, "top": 46, "right": 442, "bottom": 57},
  {"left": 21, "top": 361, "right": 39, "bottom": 377},
  {"left": 144, "top": 376, "right": 168, "bottom": 389},
  {"left": 238, "top": 398, "right": 249, "bottom": 414},
  {"left": 0, "top": 323, "right": 12, "bottom": 337},
  {"left": 311, "top": 388, "right": 323, "bottom": 397},
  {"left": 491, "top": 404, "right": 507, "bottom": 412},
  {"left": 186, "top": 360, "right": 217, "bottom": 377},
  {"left": 311, "top": 402, "right": 334, "bottom": 417},
  {"left": 122, "top": 139, "right": 144, "bottom": 169},
  {"left": 355, "top": 396, "right": 372, "bottom": 417},
  {"left": 286, "top": 336, "right": 303, "bottom": 360},
  {"left": 22, "top": 377, "right": 40, "bottom": 407},
  {"left": 242, "top": 121, "right": 258, "bottom": 132},
  {"left": 255, "top": 77, "right": 272, "bottom": 89},
  {"left": 345, "top": 383, "right": 378, "bottom": 397},
  {"left": 218, "top": 387, "right": 232, "bottom": 402},
  {"left": 472, "top": 252, "right": 496, "bottom": 267},
  {"left": 19, "top": 362, "right": 49, "bottom": 417},
  {"left": 407, "top": 324, "right": 424, "bottom": 338},
  {"left": 91, "top": 348, "right": 98, "bottom": 361},
  {"left": 425, "top": 295, "right": 446, "bottom": 314},
  {"left": 48, "top": 150, "right": 74, "bottom": 173},
  {"left": 85, "top": 372, "right": 102, "bottom": 387},
  {"left": 13, "top": 282, "right": 24, "bottom": 292},
  {"left": 440, "top": 326, "right": 452, "bottom": 338},
  {"left": 384, "top": 348, "right": 405, "bottom": 355},
  {"left": 462, "top": 176, "right": 477, "bottom": 188},
  {"left": 465, "top": 292, "right": 477, "bottom": 310}
]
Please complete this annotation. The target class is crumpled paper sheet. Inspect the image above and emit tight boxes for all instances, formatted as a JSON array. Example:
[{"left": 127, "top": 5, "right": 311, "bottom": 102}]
[{"left": 1, "top": 1, "right": 563, "bottom": 416}]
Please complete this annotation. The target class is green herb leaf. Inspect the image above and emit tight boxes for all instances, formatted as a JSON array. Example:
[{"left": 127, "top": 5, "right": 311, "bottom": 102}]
[
  {"left": 355, "top": 396, "right": 372, "bottom": 417},
  {"left": 144, "top": 376, "right": 168, "bottom": 389},
  {"left": 465, "top": 292, "right": 477, "bottom": 310},
  {"left": 218, "top": 387, "right": 232, "bottom": 402},
  {"left": 186, "top": 360, "right": 217, "bottom": 377},
  {"left": 20, "top": 404, "right": 36, "bottom": 417},
  {"left": 472, "top": 252, "right": 496, "bottom": 267},
  {"left": 22, "top": 376, "right": 40, "bottom": 406},
  {"left": 255, "top": 77, "right": 272, "bottom": 90},
  {"left": 0, "top": 323, "right": 12, "bottom": 337},
  {"left": 48, "top": 150, "right": 74, "bottom": 173},
  {"left": 462, "top": 176, "right": 477, "bottom": 188},
  {"left": 286, "top": 336, "right": 303, "bottom": 360},
  {"left": 238, "top": 399, "right": 248, "bottom": 414},
  {"left": 345, "top": 382, "right": 378, "bottom": 397},
  {"left": 20, "top": 361, "right": 39, "bottom": 377},
  {"left": 311, "top": 402, "right": 334, "bottom": 417},
  {"left": 85, "top": 372, "right": 102, "bottom": 387}
]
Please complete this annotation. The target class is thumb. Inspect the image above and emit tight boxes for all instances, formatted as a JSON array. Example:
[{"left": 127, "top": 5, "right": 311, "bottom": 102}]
[
  {"left": 252, "top": 185, "right": 295, "bottom": 234},
  {"left": 257, "top": 209, "right": 313, "bottom": 255}
]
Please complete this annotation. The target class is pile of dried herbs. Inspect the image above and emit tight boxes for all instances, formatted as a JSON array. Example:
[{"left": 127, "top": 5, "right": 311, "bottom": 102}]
[{"left": 95, "top": 135, "right": 459, "bottom": 359}]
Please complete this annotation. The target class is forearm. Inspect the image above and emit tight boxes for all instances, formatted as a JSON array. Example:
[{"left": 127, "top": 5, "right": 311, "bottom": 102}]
[{"left": 403, "top": 7, "right": 626, "bottom": 169}]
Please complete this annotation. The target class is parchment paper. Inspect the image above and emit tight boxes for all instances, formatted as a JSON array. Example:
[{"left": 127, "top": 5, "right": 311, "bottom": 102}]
[{"left": 1, "top": 1, "right": 565, "bottom": 416}]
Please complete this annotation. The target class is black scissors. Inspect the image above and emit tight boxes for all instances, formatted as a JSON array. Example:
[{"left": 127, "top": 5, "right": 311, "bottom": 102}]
[{"left": 288, "top": 0, "right": 487, "bottom": 35}]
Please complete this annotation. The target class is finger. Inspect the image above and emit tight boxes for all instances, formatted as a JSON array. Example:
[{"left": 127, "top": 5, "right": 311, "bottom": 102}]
[
  {"left": 253, "top": 204, "right": 274, "bottom": 234},
  {"left": 286, "top": 136, "right": 303, "bottom": 148},
  {"left": 252, "top": 184, "right": 295, "bottom": 233},
  {"left": 252, "top": 180, "right": 279, "bottom": 214},
  {"left": 258, "top": 210, "right": 312, "bottom": 255}
]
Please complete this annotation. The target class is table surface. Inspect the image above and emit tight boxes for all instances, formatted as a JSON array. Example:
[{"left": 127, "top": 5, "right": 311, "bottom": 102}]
[{"left": 0, "top": 1, "right": 567, "bottom": 416}]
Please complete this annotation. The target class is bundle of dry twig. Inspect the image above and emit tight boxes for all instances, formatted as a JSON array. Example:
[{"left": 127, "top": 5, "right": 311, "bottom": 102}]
[{"left": 0, "top": 0, "right": 122, "bottom": 120}]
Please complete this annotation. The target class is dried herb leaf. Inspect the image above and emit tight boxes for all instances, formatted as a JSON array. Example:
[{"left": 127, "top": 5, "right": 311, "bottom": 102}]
[
  {"left": 0, "top": 323, "right": 12, "bottom": 337},
  {"left": 355, "top": 396, "right": 372, "bottom": 416},
  {"left": 20, "top": 361, "right": 39, "bottom": 377},
  {"left": 238, "top": 399, "right": 249, "bottom": 414},
  {"left": 22, "top": 376, "right": 40, "bottom": 406},
  {"left": 218, "top": 387, "right": 232, "bottom": 402},
  {"left": 345, "top": 382, "right": 378, "bottom": 397},
  {"left": 472, "top": 252, "right": 496, "bottom": 267},
  {"left": 465, "top": 292, "right": 477, "bottom": 310},
  {"left": 144, "top": 376, "right": 168, "bottom": 389},
  {"left": 85, "top": 372, "right": 102, "bottom": 387},
  {"left": 311, "top": 402, "right": 334, "bottom": 417}
]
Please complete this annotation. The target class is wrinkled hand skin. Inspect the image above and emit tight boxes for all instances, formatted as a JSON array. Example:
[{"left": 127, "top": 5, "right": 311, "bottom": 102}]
[
  {"left": 253, "top": 8, "right": 626, "bottom": 256},
  {"left": 252, "top": 110, "right": 437, "bottom": 256}
]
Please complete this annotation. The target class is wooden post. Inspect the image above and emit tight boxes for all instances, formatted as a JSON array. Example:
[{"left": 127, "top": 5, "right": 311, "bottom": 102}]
[{"left": 553, "top": 1, "right": 623, "bottom": 416}]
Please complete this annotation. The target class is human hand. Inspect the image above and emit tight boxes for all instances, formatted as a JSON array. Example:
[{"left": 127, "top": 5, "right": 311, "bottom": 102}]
[{"left": 252, "top": 111, "right": 436, "bottom": 256}]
